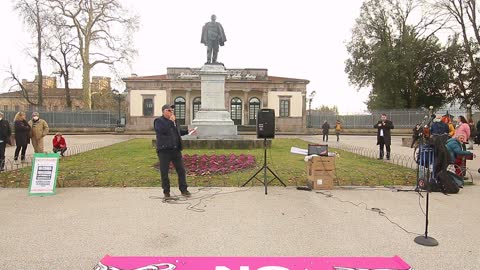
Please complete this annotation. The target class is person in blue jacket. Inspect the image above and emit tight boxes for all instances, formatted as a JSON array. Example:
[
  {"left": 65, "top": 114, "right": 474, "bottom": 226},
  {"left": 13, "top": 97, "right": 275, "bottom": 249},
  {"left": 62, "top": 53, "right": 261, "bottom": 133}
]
[{"left": 445, "top": 133, "right": 475, "bottom": 164}]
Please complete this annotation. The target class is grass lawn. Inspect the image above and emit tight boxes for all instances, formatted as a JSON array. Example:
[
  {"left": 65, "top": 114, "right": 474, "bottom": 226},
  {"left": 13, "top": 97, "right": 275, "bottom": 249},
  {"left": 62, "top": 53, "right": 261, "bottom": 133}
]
[{"left": 1, "top": 138, "right": 416, "bottom": 188}]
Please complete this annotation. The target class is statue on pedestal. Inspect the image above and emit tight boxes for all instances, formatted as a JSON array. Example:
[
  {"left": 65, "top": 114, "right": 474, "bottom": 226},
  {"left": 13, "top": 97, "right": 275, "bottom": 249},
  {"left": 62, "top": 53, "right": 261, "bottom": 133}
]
[{"left": 201, "top": 14, "right": 227, "bottom": 65}]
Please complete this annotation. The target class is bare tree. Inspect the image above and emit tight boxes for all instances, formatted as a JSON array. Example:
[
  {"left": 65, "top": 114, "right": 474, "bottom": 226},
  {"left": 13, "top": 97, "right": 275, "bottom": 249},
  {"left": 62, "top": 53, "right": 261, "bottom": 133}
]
[
  {"left": 434, "top": 0, "right": 480, "bottom": 105},
  {"left": 14, "top": 0, "right": 50, "bottom": 109},
  {"left": 48, "top": 21, "right": 80, "bottom": 110},
  {"left": 7, "top": 66, "right": 39, "bottom": 106},
  {"left": 49, "top": 0, "right": 139, "bottom": 110}
]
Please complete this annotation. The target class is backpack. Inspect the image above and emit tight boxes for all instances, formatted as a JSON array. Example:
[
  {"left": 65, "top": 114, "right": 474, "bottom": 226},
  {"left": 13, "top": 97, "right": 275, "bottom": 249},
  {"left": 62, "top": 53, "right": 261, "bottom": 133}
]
[{"left": 436, "top": 170, "right": 460, "bottom": 194}]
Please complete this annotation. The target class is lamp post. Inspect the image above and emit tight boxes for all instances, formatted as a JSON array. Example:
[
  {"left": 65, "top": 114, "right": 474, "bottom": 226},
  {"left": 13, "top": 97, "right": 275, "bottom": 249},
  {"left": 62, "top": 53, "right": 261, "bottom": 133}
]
[
  {"left": 112, "top": 89, "right": 124, "bottom": 127},
  {"left": 466, "top": 104, "right": 472, "bottom": 122},
  {"left": 428, "top": 105, "right": 434, "bottom": 117},
  {"left": 308, "top": 90, "right": 316, "bottom": 128}
]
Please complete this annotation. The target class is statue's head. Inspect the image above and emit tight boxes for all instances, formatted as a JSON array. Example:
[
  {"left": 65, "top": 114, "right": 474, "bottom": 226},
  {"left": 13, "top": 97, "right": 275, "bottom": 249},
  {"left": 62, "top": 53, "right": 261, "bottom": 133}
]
[{"left": 211, "top": 14, "right": 216, "bottom": 22}]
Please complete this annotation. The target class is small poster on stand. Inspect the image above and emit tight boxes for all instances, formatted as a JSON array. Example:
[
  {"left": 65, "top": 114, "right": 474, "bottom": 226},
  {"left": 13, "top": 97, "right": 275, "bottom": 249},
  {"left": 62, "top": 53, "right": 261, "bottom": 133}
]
[{"left": 28, "top": 153, "right": 60, "bottom": 196}]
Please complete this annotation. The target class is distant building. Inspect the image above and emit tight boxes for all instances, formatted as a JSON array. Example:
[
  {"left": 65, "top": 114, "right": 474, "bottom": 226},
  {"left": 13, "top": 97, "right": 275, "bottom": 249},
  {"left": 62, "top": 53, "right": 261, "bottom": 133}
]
[
  {"left": 0, "top": 76, "right": 113, "bottom": 112},
  {"left": 123, "top": 67, "right": 309, "bottom": 132}
]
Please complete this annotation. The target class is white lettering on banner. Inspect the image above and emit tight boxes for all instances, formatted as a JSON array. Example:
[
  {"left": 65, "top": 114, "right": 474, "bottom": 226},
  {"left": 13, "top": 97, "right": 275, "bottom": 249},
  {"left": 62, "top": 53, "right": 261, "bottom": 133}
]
[
  {"left": 174, "top": 69, "right": 261, "bottom": 80},
  {"left": 216, "top": 267, "right": 289, "bottom": 270},
  {"left": 230, "top": 73, "right": 242, "bottom": 79}
]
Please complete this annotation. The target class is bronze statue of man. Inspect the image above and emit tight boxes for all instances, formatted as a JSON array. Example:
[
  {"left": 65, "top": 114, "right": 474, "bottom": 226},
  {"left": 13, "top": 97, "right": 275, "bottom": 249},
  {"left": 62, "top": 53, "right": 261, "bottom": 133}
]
[{"left": 201, "top": 14, "right": 227, "bottom": 64}]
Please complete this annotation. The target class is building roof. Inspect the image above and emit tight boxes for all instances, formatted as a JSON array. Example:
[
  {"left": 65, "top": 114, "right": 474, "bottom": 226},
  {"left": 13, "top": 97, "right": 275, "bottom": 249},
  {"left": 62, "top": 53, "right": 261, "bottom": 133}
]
[
  {"left": 123, "top": 74, "right": 309, "bottom": 84},
  {"left": 0, "top": 88, "right": 83, "bottom": 98},
  {"left": 123, "top": 74, "right": 168, "bottom": 81}
]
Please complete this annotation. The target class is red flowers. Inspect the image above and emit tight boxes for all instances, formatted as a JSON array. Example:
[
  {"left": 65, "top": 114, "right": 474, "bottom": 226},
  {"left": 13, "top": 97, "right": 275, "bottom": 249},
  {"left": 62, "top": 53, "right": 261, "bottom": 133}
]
[{"left": 180, "top": 154, "right": 256, "bottom": 176}]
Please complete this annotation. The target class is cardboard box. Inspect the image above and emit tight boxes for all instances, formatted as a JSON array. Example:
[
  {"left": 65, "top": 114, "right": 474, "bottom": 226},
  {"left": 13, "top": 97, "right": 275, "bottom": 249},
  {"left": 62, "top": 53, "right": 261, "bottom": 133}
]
[
  {"left": 307, "top": 171, "right": 335, "bottom": 190},
  {"left": 307, "top": 170, "right": 335, "bottom": 180},
  {"left": 306, "top": 156, "right": 336, "bottom": 174}
]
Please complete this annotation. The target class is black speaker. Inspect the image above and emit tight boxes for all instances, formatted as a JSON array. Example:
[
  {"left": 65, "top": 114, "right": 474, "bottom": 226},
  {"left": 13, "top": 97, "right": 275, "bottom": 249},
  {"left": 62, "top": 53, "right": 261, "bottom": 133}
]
[{"left": 257, "top": 109, "right": 275, "bottom": 139}]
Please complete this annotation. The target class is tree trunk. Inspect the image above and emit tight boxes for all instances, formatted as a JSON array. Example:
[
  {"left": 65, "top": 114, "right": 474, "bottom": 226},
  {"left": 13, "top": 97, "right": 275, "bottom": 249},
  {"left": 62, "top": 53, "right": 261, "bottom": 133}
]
[
  {"left": 82, "top": 65, "right": 91, "bottom": 110},
  {"left": 63, "top": 52, "right": 72, "bottom": 109},
  {"left": 36, "top": 1, "right": 43, "bottom": 110},
  {"left": 64, "top": 77, "right": 72, "bottom": 110}
]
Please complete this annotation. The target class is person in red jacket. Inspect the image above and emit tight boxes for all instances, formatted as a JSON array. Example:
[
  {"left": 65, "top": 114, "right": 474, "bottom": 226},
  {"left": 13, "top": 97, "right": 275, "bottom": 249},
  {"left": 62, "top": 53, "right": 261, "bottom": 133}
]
[{"left": 52, "top": 132, "right": 67, "bottom": 157}]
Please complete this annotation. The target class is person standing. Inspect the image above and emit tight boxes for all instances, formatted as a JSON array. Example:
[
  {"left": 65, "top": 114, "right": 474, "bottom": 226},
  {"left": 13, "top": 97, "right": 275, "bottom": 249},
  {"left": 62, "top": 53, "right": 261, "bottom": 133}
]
[
  {"left": 374, "top": 113, "right": 394, "bottom": 160},
  {"left": 13, "top": 112, "right": 31, "bottom": 162},
  {"left": 154, "top": 104, "right": 196, "bottom": 198},
  {"left": 442, "top": 115, "right": 455, "bottom": 138},
  {"left": 334, "top": 120, "right": 342, "bottom": 142},
  {"left": 52, "top": 132, "right": 67, "bottom": 157},
  {"left": 321, "top": 120, "right": 330, "bottom": 142},
  {"left": 0, "top": 111, "right": 12, "bottom": 171},
  {"left": 430, "top": 115, "right": 449, "bottom": 135},
  {"left": 454, "top": 116, "right": 470, "bottom": 147},
  {"left": 467, "top": 118, "right": 475, "bottom": 150},
  {"left": 28, "top": 112, "right": 49, "bottom": 153}
]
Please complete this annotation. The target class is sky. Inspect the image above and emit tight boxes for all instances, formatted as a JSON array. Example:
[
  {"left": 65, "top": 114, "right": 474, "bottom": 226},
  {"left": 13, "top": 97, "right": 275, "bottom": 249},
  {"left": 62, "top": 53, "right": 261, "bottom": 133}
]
[{"left": 0, "top": 0, "right": 370, "bottom": 113}]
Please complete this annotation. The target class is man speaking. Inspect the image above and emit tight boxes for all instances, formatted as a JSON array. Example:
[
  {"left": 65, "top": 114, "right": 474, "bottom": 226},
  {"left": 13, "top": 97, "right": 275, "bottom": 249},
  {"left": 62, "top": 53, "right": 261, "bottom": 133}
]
[{"left": 154, "top": 104, "right": 196, "bottom": 198}]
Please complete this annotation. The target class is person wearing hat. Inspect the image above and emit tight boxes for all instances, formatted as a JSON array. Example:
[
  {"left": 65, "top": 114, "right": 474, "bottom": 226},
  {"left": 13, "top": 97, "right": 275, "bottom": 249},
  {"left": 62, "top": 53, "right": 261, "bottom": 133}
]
[
  {"left": 28, "top": 112, "right": 49, "bottom": 153},
  {"left": 0, "top": 111, "right": 12, "bottom": 171},
  {"left": 154, "top": 104, "right": 197, "bottom": 198},
  {"left": 52, "top": 132, "right": 67, "bottom": 157}
]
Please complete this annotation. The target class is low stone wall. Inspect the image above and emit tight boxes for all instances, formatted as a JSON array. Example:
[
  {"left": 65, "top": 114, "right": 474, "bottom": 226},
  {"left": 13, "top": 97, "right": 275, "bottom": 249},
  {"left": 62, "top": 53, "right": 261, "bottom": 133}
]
[
  {"left": 305, "top": 128, "right": 412, "bottom": 136},
  {"left": 402, "top": 137, "right": 413, "bottom": 147},
  {"left": 152, "top": 138, "right": 271, "bottom": 149}
]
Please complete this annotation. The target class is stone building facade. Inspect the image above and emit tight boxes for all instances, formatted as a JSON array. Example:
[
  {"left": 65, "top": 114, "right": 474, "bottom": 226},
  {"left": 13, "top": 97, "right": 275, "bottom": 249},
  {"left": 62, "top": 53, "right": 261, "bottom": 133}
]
[
  {"left": 123, "top": 67, "right": 309, "bottom": 132},
  {"left": 0, "top": 76, "right": 113, "bottom": 112}
]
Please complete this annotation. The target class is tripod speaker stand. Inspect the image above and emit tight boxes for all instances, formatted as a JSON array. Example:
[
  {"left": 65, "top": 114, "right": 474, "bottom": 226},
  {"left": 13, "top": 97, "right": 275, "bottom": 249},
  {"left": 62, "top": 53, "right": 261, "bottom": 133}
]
[
  {"left": 241, "top": 138, "right": 286, "bottom": 194},
  {"left": 414, "top": 140, "right": 439, "bottom": 246}
]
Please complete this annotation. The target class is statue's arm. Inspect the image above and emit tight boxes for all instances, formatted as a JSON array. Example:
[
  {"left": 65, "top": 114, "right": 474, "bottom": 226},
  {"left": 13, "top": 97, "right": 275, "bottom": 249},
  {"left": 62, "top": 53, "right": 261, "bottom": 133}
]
[
  {"left": 219, "top": 24, "right": 227, "bottom": 43},
  {"left": 201, "top": 24, "right": 206, "bottom": 44}
]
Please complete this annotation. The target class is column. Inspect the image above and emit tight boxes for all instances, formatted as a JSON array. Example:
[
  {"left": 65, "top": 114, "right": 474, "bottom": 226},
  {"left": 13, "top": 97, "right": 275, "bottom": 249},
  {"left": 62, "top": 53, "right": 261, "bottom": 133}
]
[
  {"left": 243, "top": 89, "right": 249, "bottom": 126},
  {"left": 185, "top": 89, "right": 191, "bottom": 124}
]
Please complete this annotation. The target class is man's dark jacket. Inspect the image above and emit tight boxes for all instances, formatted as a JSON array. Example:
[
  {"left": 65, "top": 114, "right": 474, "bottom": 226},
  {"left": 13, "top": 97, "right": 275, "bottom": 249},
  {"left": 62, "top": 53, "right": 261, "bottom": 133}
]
[
  {"left": 0, "top": 119, "right": 12, "bottom": 145},
  {"left": 154, "top": 116, "right": 188, "bottom": 151},
  {"left": 374, "top": 120, "right": 394, "bottom": 145}
]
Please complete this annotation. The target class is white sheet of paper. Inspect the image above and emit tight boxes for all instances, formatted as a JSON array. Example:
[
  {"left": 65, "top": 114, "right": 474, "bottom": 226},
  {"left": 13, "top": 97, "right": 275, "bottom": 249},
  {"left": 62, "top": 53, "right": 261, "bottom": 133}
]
[{"left": 188, "top": 127, "right": 198, "bottom": 135}]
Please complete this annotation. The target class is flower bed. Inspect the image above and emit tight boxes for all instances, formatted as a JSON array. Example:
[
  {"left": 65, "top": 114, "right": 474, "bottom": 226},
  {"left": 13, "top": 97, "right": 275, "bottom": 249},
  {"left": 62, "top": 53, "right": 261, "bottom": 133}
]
[{"left": 180, "top": 154, "right": 256, "bottom": 176}]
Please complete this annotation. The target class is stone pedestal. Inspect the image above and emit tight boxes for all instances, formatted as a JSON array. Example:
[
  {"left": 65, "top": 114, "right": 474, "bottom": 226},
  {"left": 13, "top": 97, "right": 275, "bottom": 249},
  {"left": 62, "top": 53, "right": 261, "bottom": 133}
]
[{"left": 190, "top": 64, "right": 237, "bottom": 138}]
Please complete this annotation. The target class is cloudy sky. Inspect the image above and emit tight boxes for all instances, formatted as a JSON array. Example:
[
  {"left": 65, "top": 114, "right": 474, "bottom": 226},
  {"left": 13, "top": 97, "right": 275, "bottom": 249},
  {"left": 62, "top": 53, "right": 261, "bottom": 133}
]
[{"left": 0, "top": 0, "right": 370, "bottom": 113}]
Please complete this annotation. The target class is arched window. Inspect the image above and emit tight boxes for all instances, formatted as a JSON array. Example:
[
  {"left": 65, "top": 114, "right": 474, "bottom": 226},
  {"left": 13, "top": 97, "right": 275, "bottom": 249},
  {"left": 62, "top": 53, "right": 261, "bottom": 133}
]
[
  {"left": 248, "top": 97, "right": 261, "bottom": 125},
  {"left": 192, "top": 97, "right": 201, "bottom": 120},
  {"left": 174, "top": 96, "right": 186, "bottom": 125},
  {"left": 230, "top": 97, "right": 242, "bottom": 125}
]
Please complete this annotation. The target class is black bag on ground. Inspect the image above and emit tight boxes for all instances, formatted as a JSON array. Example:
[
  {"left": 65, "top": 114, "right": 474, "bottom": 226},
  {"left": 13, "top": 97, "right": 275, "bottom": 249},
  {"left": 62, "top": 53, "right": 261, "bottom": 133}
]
[
  {"left": 474, "top": 134, "right": 480, "bottom": 145},
  {"left": 436, "top": 170, "right": 460, "bottom": 194}
]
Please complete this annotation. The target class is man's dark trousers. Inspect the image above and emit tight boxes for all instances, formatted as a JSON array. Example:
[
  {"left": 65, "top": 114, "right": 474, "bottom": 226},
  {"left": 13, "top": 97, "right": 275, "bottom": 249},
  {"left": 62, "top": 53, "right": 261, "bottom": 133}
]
[
  {"left": 157, "top": 149, "right": 187, "bottom": 194},
  {"left": 0, "top": 142, "right": 6, "bottom": 170},
  {"left": 378, "top": 136, "right": 391, "bottom": 158}
]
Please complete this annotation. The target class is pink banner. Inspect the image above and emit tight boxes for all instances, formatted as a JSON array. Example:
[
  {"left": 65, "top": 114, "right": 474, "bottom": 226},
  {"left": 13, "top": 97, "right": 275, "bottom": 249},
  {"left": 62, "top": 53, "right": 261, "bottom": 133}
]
[{"left": 95, "top": 256, "right": 412, "bottom": 270}]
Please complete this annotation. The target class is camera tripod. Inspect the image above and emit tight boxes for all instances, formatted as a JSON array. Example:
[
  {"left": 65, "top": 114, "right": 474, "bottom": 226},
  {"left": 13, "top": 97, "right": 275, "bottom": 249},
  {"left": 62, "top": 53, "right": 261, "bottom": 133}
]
[{"left": 241, "top": 138, "right": 286, "bottom": 194}]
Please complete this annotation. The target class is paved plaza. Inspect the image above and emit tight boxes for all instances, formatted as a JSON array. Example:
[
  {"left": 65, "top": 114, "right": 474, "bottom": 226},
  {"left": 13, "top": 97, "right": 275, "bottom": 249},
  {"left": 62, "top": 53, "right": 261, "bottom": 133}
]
[{"left": 1, "top": 134, "right": 479, "bottom": 269}]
